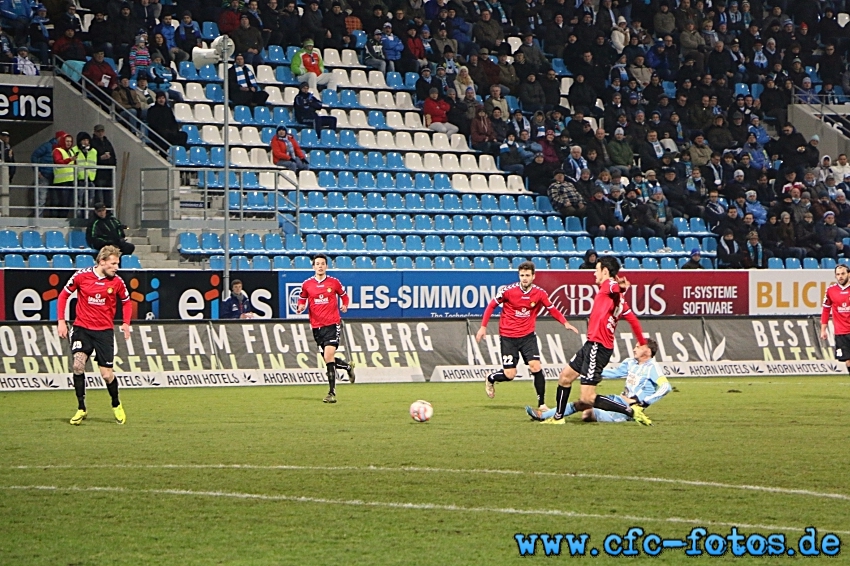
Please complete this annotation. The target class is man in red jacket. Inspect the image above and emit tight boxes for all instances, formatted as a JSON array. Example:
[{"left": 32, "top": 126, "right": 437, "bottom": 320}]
[
  {"left": 218, "top": 0, "right": 242, "bottom": 35},
  {"left": 82, "top": 48, "right": 118, "bottom": 106},
  {"left": 271, "top": 126, "right": 309, "bottom": 171},
  {"left": 423, "top": 88, "right": 460, "bottom": 135}
]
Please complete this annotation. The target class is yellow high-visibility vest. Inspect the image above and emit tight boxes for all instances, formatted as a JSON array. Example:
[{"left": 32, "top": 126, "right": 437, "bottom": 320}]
[
  {"left": 73, "top": 147, "right": 98, "bottom": 182},
  {"left": 53, "top": 147, "right": 75, "bottom": 184}
]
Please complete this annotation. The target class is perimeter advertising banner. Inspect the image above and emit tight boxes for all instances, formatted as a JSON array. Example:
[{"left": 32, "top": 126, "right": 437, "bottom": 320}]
[{"left": 0, "top": 316, "right": 843, "bottom": 391}]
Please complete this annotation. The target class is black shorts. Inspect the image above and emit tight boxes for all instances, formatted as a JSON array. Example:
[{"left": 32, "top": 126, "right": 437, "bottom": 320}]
[
  {"left": 500, "top": 333, "right": 540, "bottom": 369},
  {"left": 836, "top": 334, "right": 850, "bottom": 361},
  {"left": 569, "top": 341, "right": 614, "bottom": 386},
  {"left": 313, "top": 324, "right": 341, "bottom": 352},
  {"left": 69, "top": 326, "right": 115, "bottom": 368}
]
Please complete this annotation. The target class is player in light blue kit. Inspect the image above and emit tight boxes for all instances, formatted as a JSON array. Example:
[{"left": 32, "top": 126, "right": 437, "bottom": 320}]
[{"left": 525, "top": 339, "right": 671, "bottom": 423}]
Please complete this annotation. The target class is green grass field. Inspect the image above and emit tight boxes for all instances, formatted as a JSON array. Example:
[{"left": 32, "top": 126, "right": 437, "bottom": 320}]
[{"left": 1, "top": 377, "right": 849, "bottom": 565}]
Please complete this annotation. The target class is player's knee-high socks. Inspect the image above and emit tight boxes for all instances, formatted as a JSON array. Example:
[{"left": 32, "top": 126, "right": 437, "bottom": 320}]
[
  {"left": 487, "top": 370, "right": 510, "bottom": 384},
  {"left": 593, "top": 394, "right": 632, "bottom": 416},
  {"left": 326, "top": 361, "right": 337, "bottom": 394},
  {"left": 73, "top": 373, "right": 86, "bottom": 411},
  {"left": 532, "top": 370, "right": 546, "bottom": 407},
  {"left": 106, "top": 378, "right": 120, "bottom": 408},
  {"left": 554, "top": 385, "right": 571, "bottom": 418},
  {"left": 334, "top": 357, "right": 350, "bottom": 371}
]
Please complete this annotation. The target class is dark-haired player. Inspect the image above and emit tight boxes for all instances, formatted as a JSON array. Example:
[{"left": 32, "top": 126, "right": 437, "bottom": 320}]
[
  {"left": 528, "top": 339, "right": 671, "bottom": 423},
  {"left": 541, "top": 256, "right": 653, "bottom": 425},
  {"left": 476, "top": 261, "right": 579, "bottom": 410},
  {"left": 58, "top": 245, "right": 132, "bottom": 425},
  {"left": 821, "top": 263, "right": 850, "bottom": 375},
  {"left": 296, "top": 253, "right": 355, "bottom": 404}
]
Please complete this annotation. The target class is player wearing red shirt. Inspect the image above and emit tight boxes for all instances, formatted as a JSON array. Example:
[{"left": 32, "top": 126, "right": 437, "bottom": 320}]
[
  {"left": 57, "top": 246, "right": 132, "bottom": 425},
  {"left": 540, "top": 256, "right": 652, "bottom": 426},
  {"left": 820, "top": 264, "right": 850, "bottom": 373},
  {"left": 476, "top": 261, "right": 578, "bottom": 409},
  {"left": 296, "top": 254, "right": 355, "bottom": 403}
]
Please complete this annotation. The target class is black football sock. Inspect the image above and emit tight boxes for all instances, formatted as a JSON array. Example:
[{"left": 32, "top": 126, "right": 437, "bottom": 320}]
[
  {"left": 846, "top": 363, "right": 850, "bottom": 376},
  {"left": 554, "top": 385, "right": 571, "bottom": 418},
  {"left": 532, "top": 370, "right": 546, "bottom": 407},
  {"left": 334, "top": 357, "right": 350, "bottom": 371},
  {"left": 73, "top": 373, "right": 86, "bottom": 411},
  {"left": 487, "top": 370, "right": 510, "bottom": 383},
  {"left": 105, "top": 378, "right": 120, "bottom": 408},
  {"left": 593, "top": 394, "right": 632, "bottom": 416},
  {"left": 326, "top": 361, "right": 336, "bottom": 395}
]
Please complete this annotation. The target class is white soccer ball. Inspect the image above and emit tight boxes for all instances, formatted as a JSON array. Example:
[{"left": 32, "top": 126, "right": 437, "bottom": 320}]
[{"left": 409, "top": 400, "right": 433, "bottom": 422}]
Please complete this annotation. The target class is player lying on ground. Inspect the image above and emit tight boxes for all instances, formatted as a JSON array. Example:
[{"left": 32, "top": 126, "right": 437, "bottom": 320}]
[
  {"left": 548, "top": 256, "right": 653, "bottom": 425},
  {"left": 58, "top": 245, "right": 132, "bottom": 425},
  {"left": 821, "top": 263, "right": 850, "bottom": 375},
  {"left": 475, "top": 261, "right": 578, "bottom": 410},
  {"left": 296, "top": 253, "right": 355, "bottom": 404},
  {"left": 527, "top": 339, "right": 671, "bottom": 423}
]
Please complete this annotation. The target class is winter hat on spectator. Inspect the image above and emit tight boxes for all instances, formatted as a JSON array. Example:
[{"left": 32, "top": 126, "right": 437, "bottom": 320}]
[
  {"left": 690, "top": 248, "right": 701, "bottom": 257},
  {"left": 734, "top": 169, "right": 744, "bottom": 178},
  {"left": 614, "top": 127, "right": 625, "bottom": 135},
  {"left": 824, "top": 211, "right": 836, "bottom": 218}
]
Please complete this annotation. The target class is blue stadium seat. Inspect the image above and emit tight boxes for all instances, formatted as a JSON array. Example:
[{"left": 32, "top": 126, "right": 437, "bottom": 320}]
[
  {"left": 415, "top": 215, "right": 434, "bottom": 233},
  {"left": 642, "top": 258, "right": 659, "bottom": 269},
  {"left": 385, "top": 235, "right": 403, "bottom": 251},
  {"left": 537, "top": 196, "right": 554, "bottom": 213},
  {"left": 532, "top": 257, "right": 548, "bottom": 269},
  {"left": 181, "top": 125, "right": 202, "bottom": 145},
  {"left": 527, "top": 216, "right": 546, "bottom": 233},
  {"left": 396, "top": 214, "right": 414, "bottom": 231},
  {"left": 368, "top": 110, "right": 388, "bottom": 129},
  {"left": 501, "top": 236, "right": 520, "bottom": 253},
  {"left": 768, "top": 257, "right": 784, "bottom": 269},
  {"left": 387, "top": 152, "right": 405, "bottom": 170},
  {"left": 539, "top": 236, "right": 556, "bottom": 252},
  {"left": 334, "top": 256, "right": 354, "bottom": 269},
  {"left": 674, "top": 217, "right": 689, "bottom": 234},
  {"left": 520, "top": 236, "right": 537, "bottom": 252},
  {"left": 464, "top": 235, "right": 482, "bottom": 252},
  {"left": 702, "top": 237, "right": 717, "bottom": 252},
  {"left": 785, "top": 258, "right": 802, "bottom": 269},
  {"left": 341, "top": 130, "right": 359, "bottom": 148},
  {"left": 405, "top": 235, "right": 424, "bottom": 252},
  {"left": 700, "top": 258, "right": 714, "bottom": 269},
  {"left": 613, "top": 237, "right": 630, "bottom": 254},
  {"left": 355, "top": 256, "right": 374, "bottom": 269},
  {"left": 490, "top": 216, "right": 508, "bottom": 233},
  {"left": 273, "top": 256, "right": 291, "bottom": 269},
  {"left": 69, "top": 230, "right": 93, "bottom": 251},
  {"left": 750, "top": 83, "right": 764, "bottom": 99},
  {"left": 201, "top": 21, "right": 220, "bottom": 40},
  {"left": 550, "top": 257, "right": 567, "bottom": 270},
  {"left": 294, "top": 256, "right": 313, "bottom": 269},
  {"left": 201, "top": 232, "right": 223, "bottom": 253},
  {"left": 734, "top": 83, "right": 750, "bottom": 97},
  {"left": 546, "top": 216, "right": 564, "bottom": 233},
  {"left": 472, "top": 256, "right": 491, "bottom": 269},
  {"left": 565, "top": 216, "right": 583, "bottom": 233},
  {"left": 453, "top": 256, "right": 472, "bottom": 269},
  {"left": 273, "top": 107, "right": 293, "bottom": 126},
  {"left": 357, "top": 214, "right": 376, "bottom": 232},
  {"left": 234, "top": 105, "right": 255, "bottom": 125},
  {"left": 337, "top": 171, "right": 357, "bottom": 189},
  {"left": 396, "top": 256, "right": 414, "bottom": 269},
  {"left": 666, "top": 237, "right": 684, "bottom": 253},
  {"left": 264, "top": 235, "right": 285, "bottom": 253},
  {"left": 121, "top": 255, "right": 142, "bottom": 269},
  {"left": 510, "top": 216, "right": 528, "bottom": 232},
  {"left": 499, "top": 195, "right": 518, "bottom": 212},
  {"left": 386, "top": 72, "right": 403, "bottom": 90},
  {"left": 415, "top": 256, "right": 432, "bottom": 269},
  {"left": 803, "top": 257, "right": 820, "bottom": 269},
  {"left": 75, "top": 255, "right": 95, "bottom": 268},
  {"left": 511, "top": 257, "right": 527, "bottom": 269},
  {"left": 483, "top": 235, "right": 500, "bottom": 252},
  {"left": 171, "top": 145, "right": 190, "bottom": 166},
  {"left": 53, "top": 254, "right": 74, "bottom": 268},
  {"left": 660, "top": 257, "right": 677, "bottom": 270},
  {"left": 364, "top": 234, "right": 383, "bottom": 251},
  {"left": 286, "top": 234, "right": 305, "bottom": 251},
  {"left": 44, "top": 230, "right": 69, "bottom": 252},
  {"left": 493, "top": 257, "right": 510, "bottom": 269},
  {"left": 376, "top": 172, "right": 395, "bottom": 189},
  {"left": 179, "top": 61, "right": 199, "bottom": 80},
  {"left": 551, "top": 58, "right": 568, "bottom": 75},
  {"left": 648, "top": 237, "right": 664, "bottom": 252},
  {"left": 594, "top": 237, "right": 611, "bottom": 253},
  {"left": 690, "top": 218, "right": 709, "bottom": 233},
  {"left": 481, "top": 194, "right": 499, "bottom": 211},
  {"left": 569, "top": 257, "right": 583, "bottom": 269},
  {"left": 375, "top": 256, "right": 394, "bottom": 269},
  {"left": 576, "top": 236, "right": 592, "bottom": 252},
  {"left": 189, "top": 147, "right": 211, "bottom": 167},
  {"left": 434, "top": 174, "right": 452, "bottom": 191},
  {"left": 251, "top": 256, "right": 271, "bottom": 270},
  {"left": 557, "top": 236, "right": 575, "bottom": 253},
  {"left": 454, "top": 215, "right": 472, "bottom": 232},
  {"left": 305, "top": 234, "right": 324, "bottom": 251},
  {"left": 27, "top": 254, "right": 48, "bottom": 268},
  {"left": 822, "top": 257, "right": 837, "bottom": 270},
  {"left": 517, "top": 195, "right": 535, "bottom": 212},
  {"left": 406, "top": 193, "right": 424, "bottom": 211},
  {"left": 624, "top": 257, "right": 640, "bottom": 269},
  {"left": 254, "top": 106, "right": 273, "bottom": 125},
  {"left": 209, "top": 256, "right": 224, "bottom": 270},
  {"left": 386, "top": 193, "right": 404, "bottom": 210}
]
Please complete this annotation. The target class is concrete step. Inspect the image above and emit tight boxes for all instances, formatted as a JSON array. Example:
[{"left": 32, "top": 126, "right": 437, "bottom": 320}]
[{"left": 143, "top": 260, "right": 181, "bottom": 269}]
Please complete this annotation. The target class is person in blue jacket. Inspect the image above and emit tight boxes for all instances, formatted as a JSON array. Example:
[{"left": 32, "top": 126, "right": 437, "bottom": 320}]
[
  {"left": 221, "top": 279, "right": 257, "bottom": 319},
  {"left": 380, "top": 22, "right": 404, "bottom": 72}
]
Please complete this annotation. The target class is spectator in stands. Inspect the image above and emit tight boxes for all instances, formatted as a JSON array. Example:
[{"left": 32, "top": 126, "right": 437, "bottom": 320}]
[
  {"left": 681, "top": 247, "right": 704, "bottom": 269},
  {"left": 0, "top": 27, "right": 14, "bottom": 74},
  {"left": 55, "top": 2, "right": 80, "bottom": 34},
  {"left": 86, "top": 202, "right": 135, "bottom": 255},
  {"left": 498, "top": 132, "right": 526, "bottom": 175},
  {"left": 146, "top": 91, "right": 188, "bottom": 153},
  {"left": 526, "top": 152, "right": 555, "bottom": 196},
  {"left": 82, "top": 48, "right": 118, "bottom": 106},
  {"left": 51, "top": 132, "right": 76, "bottom": 218},
  {"left": 177, "top": 11, "right": 203, "bottom": 57},
  {"left": 380, "top": 21, "right": 403, "bottom": 72},
  {"left": 271, "top": 126, "right": 309, "bottom": 171},
  {"left": 469, "top": 105, "right": 498, "bottom": 154},
  {"left": 744, "top": 190, "right": 768, "bottom": 226},
  {"left": 31, "top": 132, "right": 59, "bottom": 212},
  {"left": 717, "top": 228, "right": 747, "bottom": 268},
  {"left": 321, "top": 2, "right": 352, "bottom": 51},
  {"left": 72, "top": 131, "right": 97, "bottom": 213},
  {"left": 472, "top": 8, "right": 504, "bottom": 52},
  {"left": 228, "top": 53, "right": 269, "bottom": 107},
  {"left": 453, "top": 66, "right": 476, "bottom": 97},
  {"left": 364, "top": 29, "right": 387, "bottom": 75},
  {"left": 90, "top": 125, "right": 115, "bottom": 205},
  {"left": 26, "top": 3, "right": 50, "bottom": 65},
  {"left": 645, "top": 187, "right": 677, "bottom": 237},
  {"left": 293, "top": 81, "right": 335, "bottom": 131},
  {"left": 53, "top": 26, "right": 86, "bottom": 62},
  {"left": 815, "top": 211, "right": 847, "bottom": 260},
  {"left": 221, "top": 279, "right": 257, "bottom": 319},
  {"left": 292, "top": 38, "right": 337, "bottom": 94},
  {"left": 423, "top": 88, "right": 459, "bottom": 135},
  {"left": 579, "top": 249, "right": 597, "bottom": 269},
  {"left": 563, "top": 145, "right": 589, "bottom": 183},
  {"left": 518, "top": 72, "right": 546, "bottom": 114},
  {"left": 112, "top": 75, "right": 144, "bottom": 122},
  {"left": 548, "top": 169, "right": 586, "bottom": 218},
  {"left": 414, "top": 66, "right": 435, "bottom": 102},
  {"left": 743, "top": 230, "right": 771, "bottom": 268},
  {"left": 278, "top": 0, "right": 300, "bottom": 48},
  {"left": 111, "top": 4, "right": 137, "bottom": 62},
  {"left": 0, "top": 0, "right": 31, "bottom": 46},
  {"left": 12, "top": 45, "right": 38, "bottom": 75},
  {"left": 0, "top": 130, "right": 14, "bottom": 182},
  {"left": 218, "top": 0, "right": 242, "bottom": 36},
  {"left": 229, "top": 15, "right": 264, "bottom": 66}
]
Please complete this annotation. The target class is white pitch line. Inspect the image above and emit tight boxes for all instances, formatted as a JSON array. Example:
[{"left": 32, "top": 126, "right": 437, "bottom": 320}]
[
  {"left": 7, "top": 463, "right": 850, "bottom": 503},
  {"left": 3, "top": 484, "right": 849, "bottom": 535}
]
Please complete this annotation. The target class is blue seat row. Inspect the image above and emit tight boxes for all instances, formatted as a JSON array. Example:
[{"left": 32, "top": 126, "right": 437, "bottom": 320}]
[
  {"left": 0, "top": 229, "right": 95, "bottom": 254},
  {"left": 208, "top": 254, "right": 562, "bottom": 270},
  {"left": 767, "top": 257, "right": 837, "bottom": 269},
  {"left": 2, "top": 254, "right": 96, "bottom": 268}
]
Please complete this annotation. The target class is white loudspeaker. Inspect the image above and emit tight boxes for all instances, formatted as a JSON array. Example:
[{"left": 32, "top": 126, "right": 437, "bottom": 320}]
[{"left": 192, "top": 35, "right": 236, "bottom": 69}]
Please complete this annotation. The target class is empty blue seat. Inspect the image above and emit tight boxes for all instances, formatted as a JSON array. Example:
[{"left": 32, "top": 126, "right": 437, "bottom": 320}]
[
  {"left": 642, "top": 258, "right": 659, "bottom": 269},
  {"left": 822, "top": 257, "right": 838, "bottom": 270},
  {"left": 520, "top": 236, "right": 537, "bottom": 252},
  {"left": 785, "top": 258, "right": 802, "bottom": 269},
  {"left": 481, "top": 194, "right": 499, "bottom": 211},
  {"left": 230, "top": 256, "right": 251, "bottom": 271},
  {"left": 201, "top": 21, "right": 220, "bottom": 40},
  {"left": 171, "top": 145, "right": 190, "bottom": 166},
  {"left": 338, "top": 171, "right": 357, "bottom": 189},
  {"left": 612, "top": 237, "right": 630, "bottom": 253},
  {"left": 355, "top": 256, "right": 374, "bottom": 269},
  {"left": 453, "top": 215, "right": 472, "bottom": 231},
  {"left": 286, "top": 234, "right": 305, "bottom": 251},
  {"left": 660, "top": 257, "right": 677, "bottom": 269},
  {"left": 803, "top": 257, "right": 819, "bottom": 269},
  {"left": 254, "top": 106, "right": 273, "bottom": 125},
  {"left": 565, "top": 216, "right": 583, "bottom": 232},
  {"left": 690, "top": 217, "right": 709, "bottom": 233},
  {"left": 471, "top": 256, "right": 490, "bottom": 269},
  {"left": 345, "top": 234, "right": 364, "bottom": 251},
  {"left": 120, "top": 255, "right": 142, "bottom": 269},
  {"left": 294, "top": 256, "right": 312, "bottom": 269},
  {"left": 179, "top": 61, "right": 199, "bottom": 80},
  {"left": 416, "top": 215, "right": 434, "bottom": 232},
  {"left": 768, "top": 257, "right": 784, "bottom": 269},
  {"left": 209, "top": 255, "right": 224, "bottom": 270},
  {"left": 510, "top": 216, "right": 528, "bottom": 232},
  {"left": 405, "top": 235, "right": 423, "bottom": 252},
  {"left": 501, "top": 235, "right": 520, "bottom": 253},
  {"left": 339, "top": 89, "right": 358, "bottom": 108},
  {"left": 396, "top": 256, "right": 413, "bottom": 269},
  {"left": 434, "top": 174, "right": 452, "bottom": 191},
  {"left": 493, "top": 257, "right": 510, "bottom": 269},
  {"left": 368, "top": 110, "right": 388, "bottom": 129},
  {"left": 19, "top": 230, "right": 43, "bottom": 251},
  {"left": 349, "top": 151, "right": 367, "bottom": 170},
  {"left": 624, "top": 257, "right": 640, "bottom": 269},
  {"left": 264, "top": 234, "right": 284, "bottom": 253},
  {"left": 673, "top": 217, "right": 689, "bottom": 234},
  {"left": 334, "top": 256, "right": 353, "bottom": 269},
  {"left": 189, "top": 146, "right": 210, "bottom": 166},
  {"left": 454, "top": 256, "right": 472, "bottom": 269},
  {"left": 569, "top": 257, "right": 583, "bottom": 269},
  {"left": 550, "top": 257, "right": 567, "bottom": 270},
  {"left": 557, "top": 236, "right": 575, "bottom": 253},
  {"left": 75, "top": 255, "right": 95, "bottom": 268},
  {"left": 464, "top": 235, "right": 482, "bottom": 252},
  {"left": 375, "top": 256, "right": 394, "bottom": 269},
  {"left": 511, "top": 257, "right": 527, "bottom": 269},
  {"left": 272, "top": 256, "right": 291, "bottom": 269},
  {"left": 539, "top": 236, "right": 556, "bottom": 252},
  {"left": 27, "top": 253, "right": 48, "bottom": 267},
  {"left": 630, "top": 237, "right": 648, "bottom": 255},
  {"left": 365, "top": 234, "right": 383, "bottom": 250},
  {"left": 499, "top": 195, "right": 518, "bottom": 212},
  {"left": 340, "top": 130, "right": 358, "bottom": 148},
  {"left": 201, "top": 232, "right": 223, "bottom": 253},
  {"left": 537, "top": 196, "right": 554, "bottom": 213},
  {"left": 434, "top": 256, "right": 453, "bottom": 269},
  {"left": 386, "top": 152, "right": 405, "bottom": 170},
  {"left": 528, "top": 216, "right": 547, "bottom": 233},
  {"left": 576, "top": 236, "right": 592, "bottom": 252},
  {"left": 233, "top": 105, "right": 255, "bottom": 125},
  {"left": 443, "top": 235, "right": 461, "bottom": 252},
  {"left": 69, "top": 230, "right": 92, "bottom": 251},
  {"left": 249, "top": 255, "right": 270, "bottom": 270},
  {"left": 666, "top": 237, "right": 684, "bottom": 253},
  {"left": 405, "top": 193, "right": 424, "bottom": 210},
  {"left": 181, "top": 125, "right": 202, "bottom": 145},
  {"left": 376, "top": 172, "right": 395, "bottom": 189},
  {"left": 357, "top": 214, "right": 376, "bottom": 231},
  {"left": 594, "top": 237, "right": 611, "bottom": 253},
  {"left": 53, "top": 254, "right": 74, "bottom": 268},
  {"left": 648, "top": 237, "right": 664, "bottom": 252},
  {"left": 273, "top": 107, "right": 292, "bottom": 126},
  {"left": 532, "top": 257, "right": 548, "bottom": 269},
  {"left": 491, "top": 216, "right": 509, "bottom": 232},
  {"left": 396, "top": 214, "right": 414, "bottom": 231},
  {"left": 415, "top": 256, "right": 432, "bottom": 269}
]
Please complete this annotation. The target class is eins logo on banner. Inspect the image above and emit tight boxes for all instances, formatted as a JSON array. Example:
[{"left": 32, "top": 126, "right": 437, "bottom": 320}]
[
  {"left": 129, "top": 276, "right": 160, "bottom": 319},
  {"left": 0, "top": 86, "right": 51, "bottom": 119},
  {"left": 179, "top": 274, "right": 220, "bottom": 319}
]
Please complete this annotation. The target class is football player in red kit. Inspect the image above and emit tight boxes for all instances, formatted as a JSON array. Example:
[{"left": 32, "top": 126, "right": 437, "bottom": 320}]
[
  {"left": 297, "top": 254, "right": 355, "bottom": 404},
  {"left": 820, "top": 264, "right": 850, "bottom": 375},
  {"left": 58, "top": 245, "right": 132, "bottom": 425},
  {"left": 476, "top": 261, "right": 578, "bottom": 409}
]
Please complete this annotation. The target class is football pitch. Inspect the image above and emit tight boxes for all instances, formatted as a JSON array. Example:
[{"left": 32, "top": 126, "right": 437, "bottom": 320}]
[{"left": 1, "top": 377, "right": 849, "bottom": 565}]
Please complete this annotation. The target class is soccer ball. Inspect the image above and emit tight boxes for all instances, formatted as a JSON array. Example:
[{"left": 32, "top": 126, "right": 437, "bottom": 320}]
[{"left": 409, "top": 400, "right": 433, "bottom": 422}]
